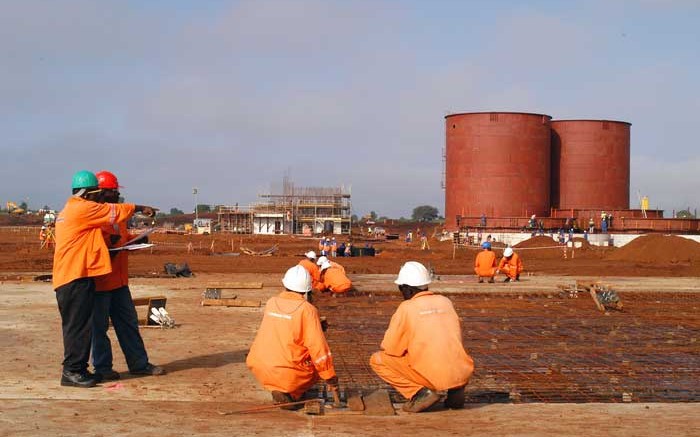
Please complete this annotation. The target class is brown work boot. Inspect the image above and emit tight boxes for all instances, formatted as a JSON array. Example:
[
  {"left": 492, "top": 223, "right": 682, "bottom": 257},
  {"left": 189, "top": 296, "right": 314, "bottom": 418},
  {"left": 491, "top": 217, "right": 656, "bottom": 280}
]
[
  {"left": 402, "top": 387, "right": 440, "bottom": 413},
  {"left": 444, "top": 386, "right": 466, "bottom": 409},
  {"left": 271, "top": 391, "right": 303, "bottom": 411}
]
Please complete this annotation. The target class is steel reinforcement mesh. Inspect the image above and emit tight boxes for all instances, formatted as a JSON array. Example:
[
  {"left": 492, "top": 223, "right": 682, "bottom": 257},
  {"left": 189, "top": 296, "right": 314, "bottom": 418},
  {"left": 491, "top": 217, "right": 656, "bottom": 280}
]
[{"left": 315, "top": 291, "right": 700, "bottom": 404}]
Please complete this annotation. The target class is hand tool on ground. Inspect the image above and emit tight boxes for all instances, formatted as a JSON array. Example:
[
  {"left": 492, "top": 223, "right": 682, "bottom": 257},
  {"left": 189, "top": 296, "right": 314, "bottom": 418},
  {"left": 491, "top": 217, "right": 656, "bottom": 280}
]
[{"left": 217, "top": 399, "right": 324, "bottom": 415}]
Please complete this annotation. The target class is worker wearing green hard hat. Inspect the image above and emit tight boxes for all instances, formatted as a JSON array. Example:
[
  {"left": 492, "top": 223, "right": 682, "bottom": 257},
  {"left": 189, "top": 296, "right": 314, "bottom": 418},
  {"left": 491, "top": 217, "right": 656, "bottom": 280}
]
[{"left": 53, "top": 170, "right": 157, "bottom": 388}]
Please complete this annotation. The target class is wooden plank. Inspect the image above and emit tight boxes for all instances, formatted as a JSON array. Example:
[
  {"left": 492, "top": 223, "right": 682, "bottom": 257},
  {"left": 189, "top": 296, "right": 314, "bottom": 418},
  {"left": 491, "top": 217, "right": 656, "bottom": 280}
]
[
  {"left": 201, "top": 298, "right": 260, "bottom": 307},
  {"left": 205, "top": 282, "right": 263, "bottom": 289},
  {"left": 132, "top": 295, "right": 167, "bottom": 306}
]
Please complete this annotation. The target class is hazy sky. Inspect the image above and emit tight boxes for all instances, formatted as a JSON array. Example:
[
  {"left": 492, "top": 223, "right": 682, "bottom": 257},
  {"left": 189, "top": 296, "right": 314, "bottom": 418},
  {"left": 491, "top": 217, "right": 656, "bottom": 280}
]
[{"left": 2, "top": 0, "right": 698, "bottom": 218}]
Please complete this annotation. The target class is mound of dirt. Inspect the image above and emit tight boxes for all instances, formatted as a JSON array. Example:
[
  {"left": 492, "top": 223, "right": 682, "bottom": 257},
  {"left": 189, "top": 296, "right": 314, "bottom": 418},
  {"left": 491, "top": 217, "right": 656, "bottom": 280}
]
[
  {"left": 515, "top": 236, "right": 560, "bottom": 248},
  {"left": 607, "top": 234, "right": 700, "bottom": 263}
]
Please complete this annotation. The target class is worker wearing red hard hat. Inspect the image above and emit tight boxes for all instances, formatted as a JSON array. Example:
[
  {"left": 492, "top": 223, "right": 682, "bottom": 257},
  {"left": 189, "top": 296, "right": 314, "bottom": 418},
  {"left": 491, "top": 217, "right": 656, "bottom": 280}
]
[
  {"left": 497, "top": 247, "right": 523, "bottom": 283},
  {"left": 246, "top": 266, "right": 339, "bottom": 409},
  {"left": 474, "top": 241, "right": 497, "bottom": 283},
  {"left": 370, "top": 261, "right": 474, "bottom": 412},
  {"left": 91, "top": 170, "right": 165, "bottom": 382},
  {"left": 53, "top": 170, "right": 156, "bottom": 388}
]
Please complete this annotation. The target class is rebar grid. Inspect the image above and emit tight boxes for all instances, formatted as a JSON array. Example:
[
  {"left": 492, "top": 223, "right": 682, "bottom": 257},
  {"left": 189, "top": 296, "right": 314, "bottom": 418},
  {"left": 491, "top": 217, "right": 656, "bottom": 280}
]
[{"left": 317, "top": 291, "right": 700, "bottom": 403}]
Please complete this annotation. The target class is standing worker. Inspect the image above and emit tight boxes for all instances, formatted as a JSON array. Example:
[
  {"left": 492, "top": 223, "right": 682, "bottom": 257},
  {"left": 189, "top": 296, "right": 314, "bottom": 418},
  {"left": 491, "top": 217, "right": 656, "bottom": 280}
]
[
  {"left": 369, "top": 261, "right": 474, "bottom": 412},
  {"left": 91, "top": 171, "right": 165, "bottom": 382},
  {"left": 39, "top": 226, "right": 47, "bottom": 248},
  {"left": 319, "top": 260, "right": 353, "bottom": 294},
  {"left": 52, "top": 170, "right": 156, "bottom": 388},
  {"left": 474, "top": 241, "right": 497, "bottom": 283},
  {"left": 298, "top": 251, "right": 322, "bottom": 291},
  {"left": 246, "top": 266, "right": 339, "bottom": 409},
  {"left": 498, "top": 247, "right": 523, "bottom": 283}
]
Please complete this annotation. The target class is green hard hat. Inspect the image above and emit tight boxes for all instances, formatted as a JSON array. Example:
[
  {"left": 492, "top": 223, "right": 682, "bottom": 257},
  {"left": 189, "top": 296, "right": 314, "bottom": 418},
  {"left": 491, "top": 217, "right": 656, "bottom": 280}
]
[{"left": 71, "top": 170, "right": 99, "bottom": 190}]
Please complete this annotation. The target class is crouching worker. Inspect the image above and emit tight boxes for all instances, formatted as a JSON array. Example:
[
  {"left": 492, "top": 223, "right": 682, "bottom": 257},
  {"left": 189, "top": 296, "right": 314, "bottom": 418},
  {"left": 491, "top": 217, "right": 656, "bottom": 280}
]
[
  {"left": 246, "top": 265, "right": 339, "bottom": 409},
  {"left": 370, "top": 261, "right": 474, "bottom": 413},
  {"left": 474, "top": 241, "right": 497, "bottom": 283},
  {"left": 319, "top": 260, "right": 354, "bottom": 294},
  {"left": 498, "top": 247, "right": 523, "bottom": 283}
]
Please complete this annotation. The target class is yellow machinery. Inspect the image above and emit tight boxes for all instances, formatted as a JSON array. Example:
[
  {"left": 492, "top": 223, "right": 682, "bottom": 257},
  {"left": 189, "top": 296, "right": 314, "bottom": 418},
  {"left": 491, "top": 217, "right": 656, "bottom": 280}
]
[{"left": 5, "top": 201, "right": 25, "bottom": 214}]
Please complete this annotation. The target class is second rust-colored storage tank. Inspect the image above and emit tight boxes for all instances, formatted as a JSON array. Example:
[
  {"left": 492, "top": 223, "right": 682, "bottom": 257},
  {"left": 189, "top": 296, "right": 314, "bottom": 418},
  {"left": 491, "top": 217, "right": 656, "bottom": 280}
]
[
  {"left": 445, "top": 112, "right": 552, "bottom": 229},
  {"left": 551, "top": 120, "right": 631, "bottom": 211}
]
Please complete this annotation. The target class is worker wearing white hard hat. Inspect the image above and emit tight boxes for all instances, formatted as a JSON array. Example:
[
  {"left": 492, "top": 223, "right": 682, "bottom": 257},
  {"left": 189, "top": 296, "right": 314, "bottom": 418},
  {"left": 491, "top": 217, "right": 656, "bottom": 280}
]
[
  {"left": 246, "top": 265, "right": 339, "bottom": 410},
  {"left": 318, "top": 260, "right": 353, "bottom": 294},
  {"left": 369, "top": 261, "right": 474, "bottom": 413},
  {"left": 317, "top": 256, "right": 346, "bottom": 274},
  {"left": 498, "top": 246, "right": 523, "bottom": 283},
  {"left": 298, "top": 251, "right": 321, "bottom": 291}
]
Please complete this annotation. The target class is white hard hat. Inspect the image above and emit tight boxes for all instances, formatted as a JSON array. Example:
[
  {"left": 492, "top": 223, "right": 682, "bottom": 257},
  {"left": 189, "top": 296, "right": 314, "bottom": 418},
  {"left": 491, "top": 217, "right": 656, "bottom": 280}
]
[
  {"left": 41, "top": 226, "right": 46, "bottom": 229},
  {"left": 282, "top": 265, "right": 312, "bottom": 293},
  {"left": 305, "top": 251, "right": 317, "bottom": 260},
  {"left": 316, "top": 256, "right": 328, "bottom": 266},
  {"left": 504, "top": 247, "right": 514, "bottom": 257},
  {"left": 394, "top": 261, "right": 431, "bottom": 287},
  {"left": 531, "top": 215, "right": 536, "bottom": 219},
  {"left": 320, "top": 261, "right": 331, "bottom": 271}
]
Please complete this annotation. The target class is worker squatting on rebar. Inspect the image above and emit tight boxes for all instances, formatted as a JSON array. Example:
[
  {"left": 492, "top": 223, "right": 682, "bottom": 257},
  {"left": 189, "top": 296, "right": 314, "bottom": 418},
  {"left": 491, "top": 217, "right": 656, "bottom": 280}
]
[
  {"left": 369, "top": 261, "right": 475, "bottom": 413},
  {"left": 246, "top": 265, "right": 339, "bottom": 410}
]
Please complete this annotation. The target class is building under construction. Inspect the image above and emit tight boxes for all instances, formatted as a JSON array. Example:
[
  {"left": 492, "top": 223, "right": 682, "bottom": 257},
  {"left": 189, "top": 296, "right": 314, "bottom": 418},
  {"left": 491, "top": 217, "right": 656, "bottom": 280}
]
[{"left": 217, "top": 179, "right": 351, "bottom": 235}]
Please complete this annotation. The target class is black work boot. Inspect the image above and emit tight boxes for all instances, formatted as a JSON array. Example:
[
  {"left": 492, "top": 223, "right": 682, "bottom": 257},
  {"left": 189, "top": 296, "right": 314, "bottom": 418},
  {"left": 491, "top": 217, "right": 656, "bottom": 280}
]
[
  {"left": 478, "top": 277, "right": 484, "bottom": 283},
  {"left": 503, "top": 277, "right": 511, "bottom": 283},
  {"left": 94, "top": 369, "right": 120, "bottom": 382},
  {"left": 130, "top": 363, "right": 166, "bottom": 376},
  {"left": 445, "top": 386, "right": 466, "bottom": 409},
  {"left": 271, "top": 391, "right": 303, "bottom": 411},
  {"left": 402, "top": 387, "right": 440, "bottom": 413},
  {"left": 61, "top": 370, "right": 98, "bottom": 388},
  {"left": 488, "top": 277, "right": 495, "bottom": 283}
]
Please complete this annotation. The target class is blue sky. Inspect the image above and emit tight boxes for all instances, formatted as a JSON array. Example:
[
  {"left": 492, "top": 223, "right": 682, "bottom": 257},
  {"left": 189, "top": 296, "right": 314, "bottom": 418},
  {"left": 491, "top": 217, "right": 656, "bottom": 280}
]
[{"left": 2, "top": 0, "right": 699, "bottom": 217}]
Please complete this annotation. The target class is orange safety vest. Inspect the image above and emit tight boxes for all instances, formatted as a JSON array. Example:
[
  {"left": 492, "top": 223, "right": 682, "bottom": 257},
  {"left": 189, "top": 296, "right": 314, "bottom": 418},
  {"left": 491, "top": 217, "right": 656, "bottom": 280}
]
[
  {"left": 380, "top": 292, "right": 473, "bottom": 390},
  {"left": 52, "top": 197, "right": 135, "bottom": 290},
  {"left": 474, "top": 250, "right": 497, "bottom": 277},
  {"left": 246, "top": 291, "right": 336, "bottom": 395}
]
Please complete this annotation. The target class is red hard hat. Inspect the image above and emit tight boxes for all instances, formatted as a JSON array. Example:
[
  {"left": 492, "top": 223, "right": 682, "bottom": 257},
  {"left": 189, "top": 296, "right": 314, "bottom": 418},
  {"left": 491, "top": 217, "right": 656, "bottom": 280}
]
[{"left": 95, "top": 170, "right": 123, "bottom": 189}]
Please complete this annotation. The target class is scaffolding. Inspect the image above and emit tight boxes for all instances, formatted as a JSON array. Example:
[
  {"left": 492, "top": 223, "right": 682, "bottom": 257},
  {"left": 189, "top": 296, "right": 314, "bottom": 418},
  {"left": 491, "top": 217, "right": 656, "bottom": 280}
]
[{"left": 216, "top": 178, "right": 352, "bottom": 235}]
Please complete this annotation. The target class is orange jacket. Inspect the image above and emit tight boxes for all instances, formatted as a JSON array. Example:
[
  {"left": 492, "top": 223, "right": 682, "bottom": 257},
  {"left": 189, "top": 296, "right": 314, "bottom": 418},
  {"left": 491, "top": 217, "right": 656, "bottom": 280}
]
[
  {"left": 246, "top": 291, "right": 336, "bottom": 393},
  {"left": 329, "top": 261, "right": 345, "bottom": 274},
  {"left": 94, "top": 221, "right": 136, "bottom": 292},
  {"left": 298, "top": 259, "right": 322, "bottom": 290},
  {"left": 380, "top": 292, "right": 474, "bottom": 390},
  {"left": 498, "top": 253, "right": 523, "bottom": 279},
  {"left": 474, "top": 250, "right": 497, "bottom": 277},
  {"left": 52, "top": 197, "right": 135, "bottom": 290},
  {"left": 321, "top": 266, "right": 352, "bottom": 293}
]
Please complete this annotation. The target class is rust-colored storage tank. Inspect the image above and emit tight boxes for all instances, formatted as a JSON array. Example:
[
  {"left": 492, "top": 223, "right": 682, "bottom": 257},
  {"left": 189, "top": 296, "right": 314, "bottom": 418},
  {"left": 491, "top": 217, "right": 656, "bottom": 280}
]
[
  {"left": 551, "top": 120, "right": 630, "bottom": 211},
  {"left": 445, "top": 112, "right": 552, "bottom": 229}
]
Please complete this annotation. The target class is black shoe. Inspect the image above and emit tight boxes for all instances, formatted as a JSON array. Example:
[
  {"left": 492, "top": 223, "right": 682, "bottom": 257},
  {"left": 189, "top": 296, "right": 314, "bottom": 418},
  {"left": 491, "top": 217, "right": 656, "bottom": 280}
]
[
  {"left": 504, "top": 277, "right": 511, "bottom": 283},
  {"left": 445, "top": 386, "right": 466, "bottom": 409},
  {"left": 402, "top": 387, "right": 440, "bottom": 413},
  {"left": 129, "top": 363, "right": 166, "bottom": 376},
  {"left": 478, "top": 278, "right": 484, "bottom": 283},
  {"left": 271, "top": 391, "right": 303, "bottom": 411},
  {"left": 94, "top": 369, "right": 120, "bottom": 382},
  {"left": 61, "top": 370, "right": 98, "bottom": 388},
  {"left": 488, "top": 278, "right": 495, "bottom": 283}
]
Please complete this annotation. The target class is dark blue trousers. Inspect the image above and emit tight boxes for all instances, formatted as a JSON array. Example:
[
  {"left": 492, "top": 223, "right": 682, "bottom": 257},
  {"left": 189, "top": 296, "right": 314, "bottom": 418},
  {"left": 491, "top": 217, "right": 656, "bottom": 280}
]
[
  {"left": 91, "top": 286, "right": 148, "bottom": 373},
  {"left": 56, "top": 278, "right": 95, "bottom": 373}
]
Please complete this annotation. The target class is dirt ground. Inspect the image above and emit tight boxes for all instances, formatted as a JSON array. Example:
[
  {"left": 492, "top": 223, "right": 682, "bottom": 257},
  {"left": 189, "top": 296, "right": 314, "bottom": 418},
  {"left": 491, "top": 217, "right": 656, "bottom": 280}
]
[{"left": 1, "top": 227, "right": 699, "bottom": 436}]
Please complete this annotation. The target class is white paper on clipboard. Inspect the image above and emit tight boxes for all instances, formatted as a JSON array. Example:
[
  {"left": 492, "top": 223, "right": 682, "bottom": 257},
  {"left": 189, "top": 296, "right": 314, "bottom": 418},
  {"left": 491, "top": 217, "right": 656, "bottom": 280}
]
[
  {"left": 109, "top": 243, "right": 154, "bottom": 253},
  {"left": 122, "top": 228, "right": 156, "bottom": 246}
]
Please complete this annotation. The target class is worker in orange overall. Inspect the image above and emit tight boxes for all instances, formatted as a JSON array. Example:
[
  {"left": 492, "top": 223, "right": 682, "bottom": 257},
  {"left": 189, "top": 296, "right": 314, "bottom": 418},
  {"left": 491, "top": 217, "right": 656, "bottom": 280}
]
[
  {"left": 91, "top": 171, "right": 165, "bottom": 382},
  {"left": 53, "top": 170, "right": 156, "bottom": 388},
  {"left": 39, "top": 226, "right": 47, "bottom": 248},
  {"left": 497, "top": 247, "right": 523, "bottom": 283},
  {"left": 246, "top": 265, "right": 339, "bottom": 409},
  {"left": 318, "top": 260, "right": 353, "bottom": 294},
  {"left": 369, "top": 261, "right": 474, "bottom": 412},
  {"left": 298, "top": 251, "right": 322, "bottom": 291},
  {"left": 316, "top": 256, "right": 345, "bottom": 273},
  {"left": 474, "top": 241, "right": 497, "bottom": 283}
]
